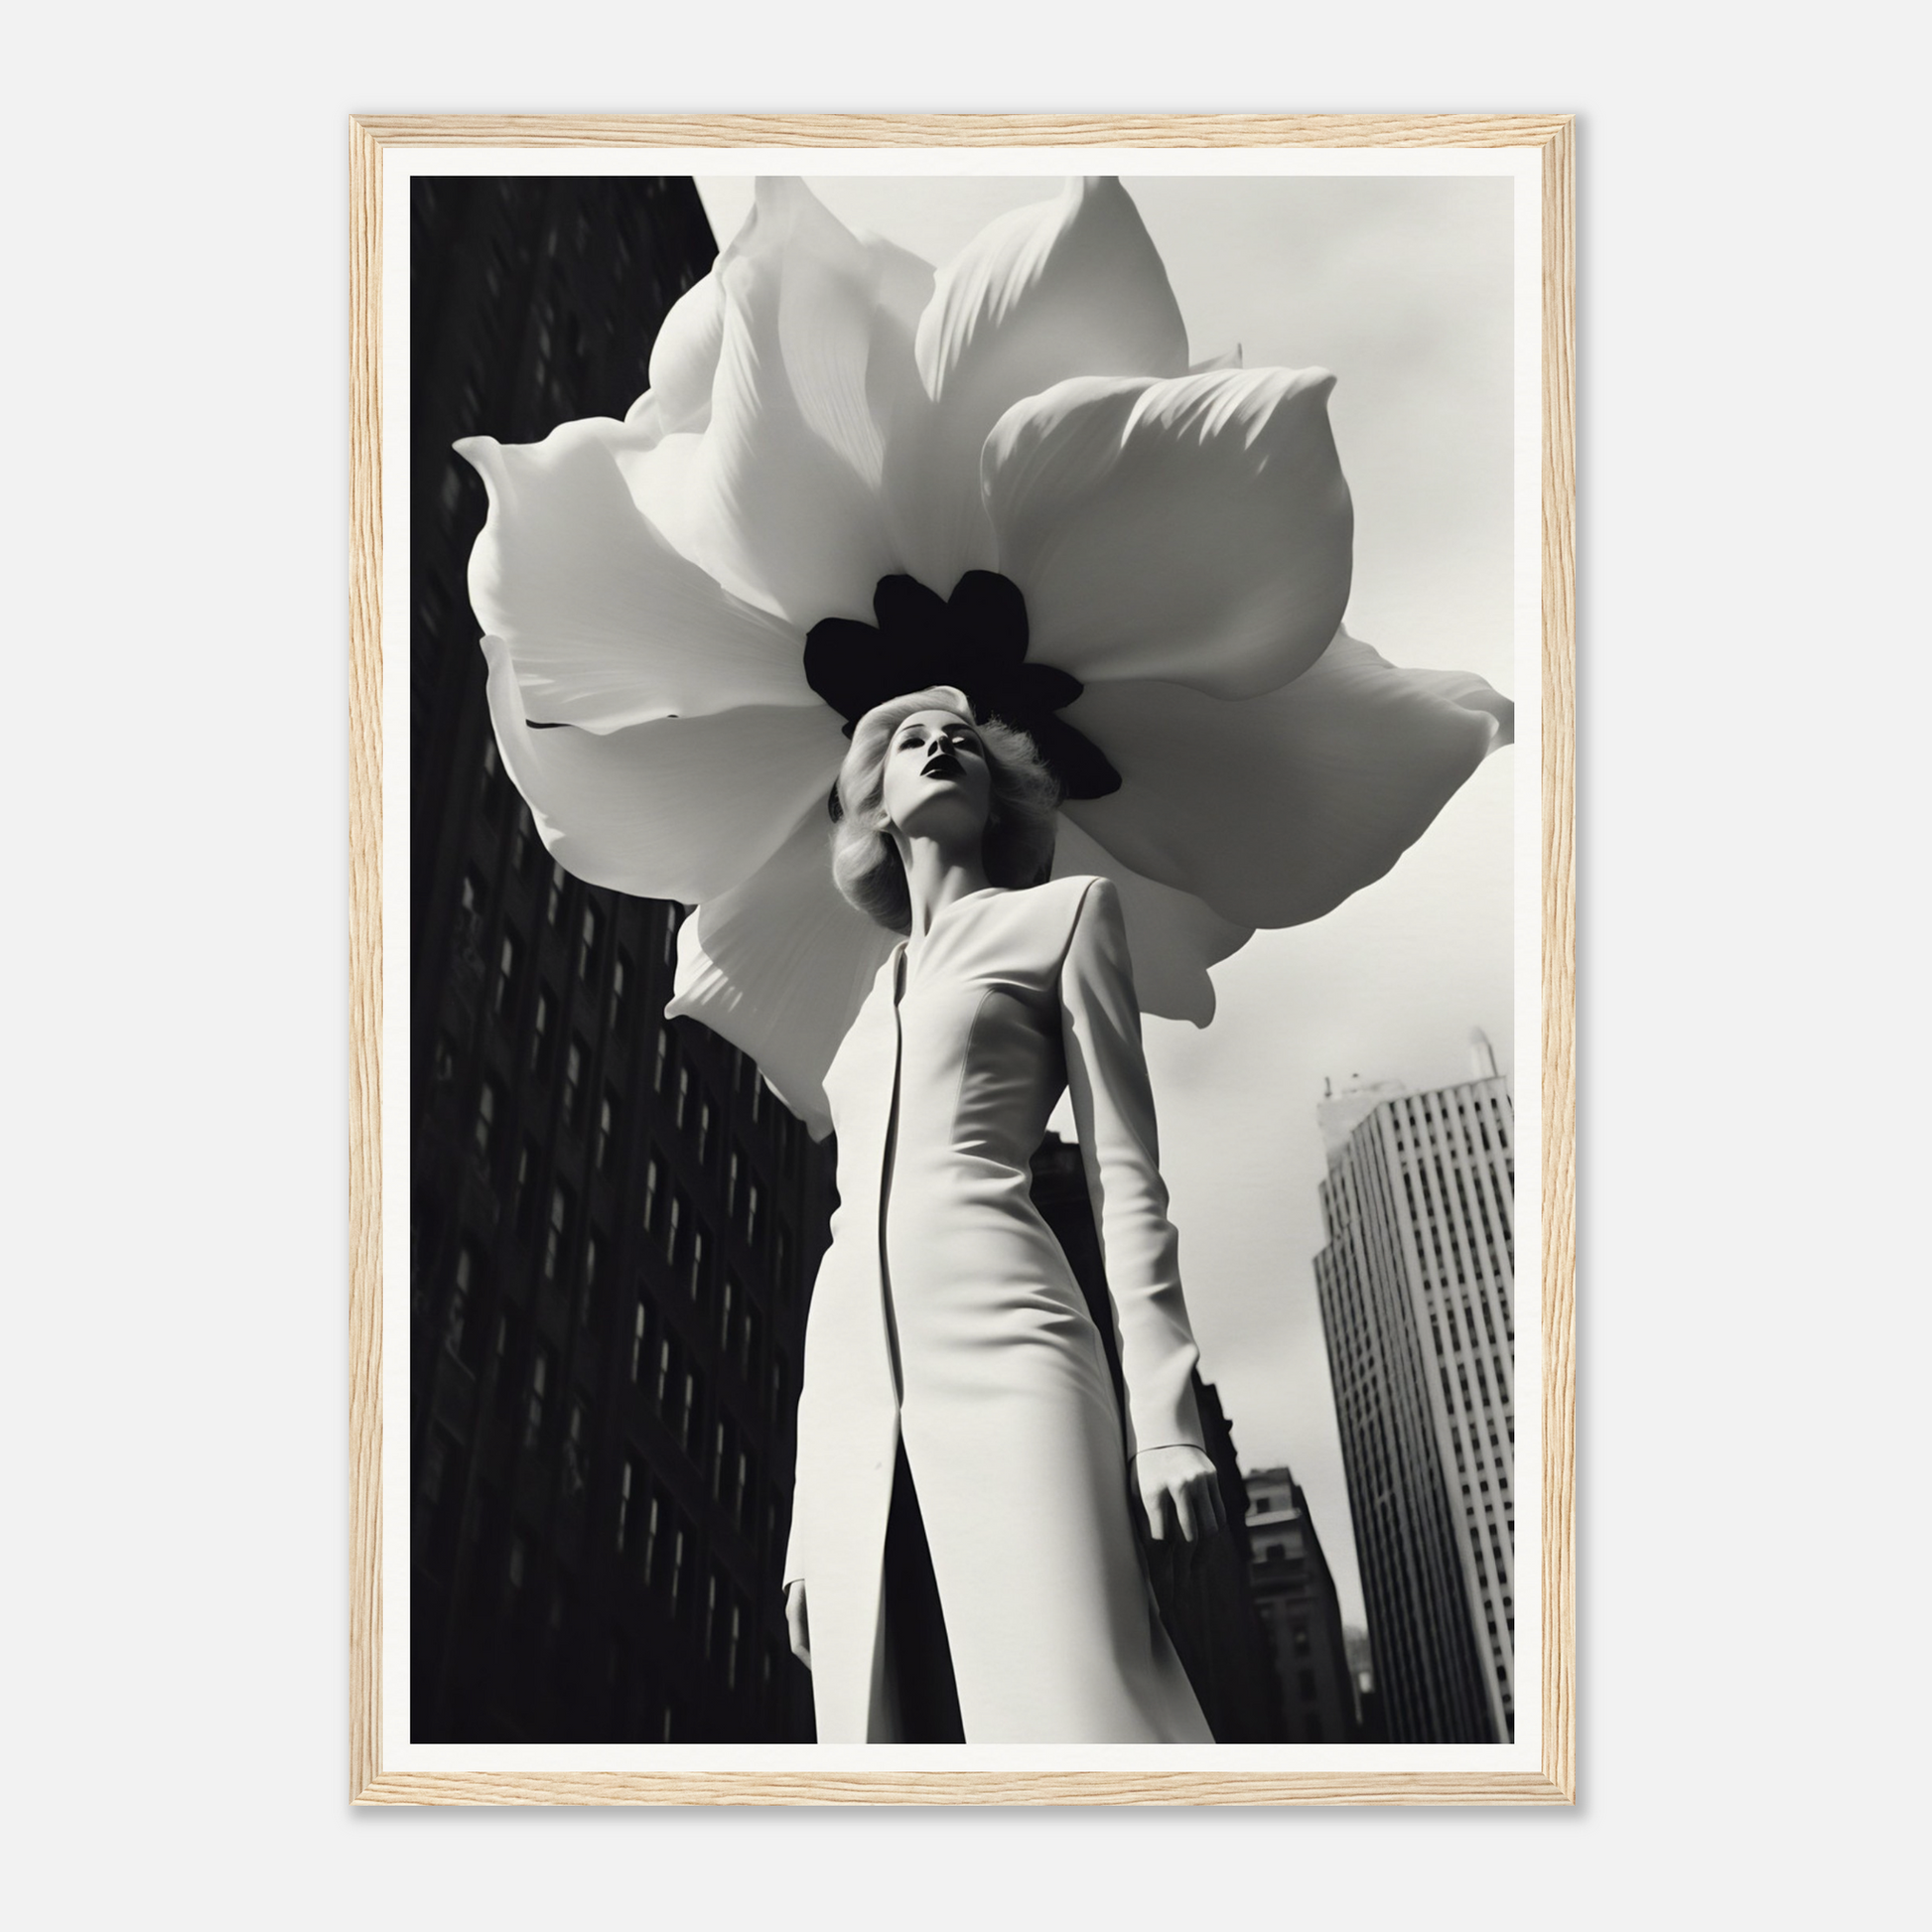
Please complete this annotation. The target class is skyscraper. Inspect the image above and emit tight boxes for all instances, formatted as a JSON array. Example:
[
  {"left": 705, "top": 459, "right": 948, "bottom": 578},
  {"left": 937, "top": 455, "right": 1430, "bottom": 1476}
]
[
  {"left": 1313, "top": 1038, "right": 1517, "bottom": 1743},
  {"left": 1243, "top": 1465, "right": 1360, "bottom": 1742},
  {"left": 409, "top": 178, "right": 831, "bottom": 1742}
]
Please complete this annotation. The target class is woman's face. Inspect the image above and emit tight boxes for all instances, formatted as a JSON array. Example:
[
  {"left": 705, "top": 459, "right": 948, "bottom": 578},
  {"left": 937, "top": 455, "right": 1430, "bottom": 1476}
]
[{"left": 880, "top": 708, "right": 993, "bottom": 845}]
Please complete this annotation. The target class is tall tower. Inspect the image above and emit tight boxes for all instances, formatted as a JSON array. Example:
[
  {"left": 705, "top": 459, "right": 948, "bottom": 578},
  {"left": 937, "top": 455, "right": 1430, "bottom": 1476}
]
[
  {"left": 1313, "top": 1058, "right": 1517, "bottom": 1742},
  {"left": 409, "top": 178, "right": 832, "bottom": 1742},
  {"left": 1243, "top": 1465, "right": 1360, "bottom": 1742}
]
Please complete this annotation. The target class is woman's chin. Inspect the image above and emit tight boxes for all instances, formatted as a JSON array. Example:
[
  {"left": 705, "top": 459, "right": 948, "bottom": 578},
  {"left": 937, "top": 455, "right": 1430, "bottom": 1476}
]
[{"left": 893, "top": 797, "right": 989, "bottom": 844}]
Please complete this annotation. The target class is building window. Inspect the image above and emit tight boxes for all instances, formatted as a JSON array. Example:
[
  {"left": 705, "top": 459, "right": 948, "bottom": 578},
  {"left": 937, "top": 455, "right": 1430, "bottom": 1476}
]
[
  {"left": 641, "top": 1491, "right": 663, "bottom": 1587},
  {"left": 609, "top": 951, "right": 630, "bottom": 1035},
  {"left": 543, "top": 1183, "right": 571, "bottom": 1283},
  {"left": 653, "top": 1025, "right": 670, "bottom": 1094},
  {"left": 745, "top": 1181, "right": 761, "bottom": 1251},
  {"left": 629, "top": 1300, "right": 648, "bottom": 1383},
  {"left": 577, "top": 904, "right": 601, "bottom": 983},
  {"left": 564, "top": 1396, "right": 590, "bottom": 1495},
  {"left": 687, "top": 1224, "right": 708, "bottom": 1300},
  {"left": 473, "top": 1079, "right": 500, "bottom": 1160},
  {"left": 726, "top": 1149, "right": 741, "bottom": 1218},
  {"left": 666, "top": 1187, "right": 687, "bottom": 1265},
  {"left": 676, "top": 1064, "right": 692, "bottom": 1131},
  {"left": 641, "top": 1155, "right": 662, "bottom": 1237},
  {"left": 679, "top": 1368, "right": 703, "bottom": 1454},
  {"left": 524, "top": 1348, "right": 551, "bottom": 1448},
  {"left": 545, "top": 861, "right": 565, "bottom": 928},
  {"left": 653, "top": 1335, "right": 677, "bottom": 1415},
  {"left": 447, "top": 1245, "right": 479, "bottom": 1365},
  {"left": 579, "top": 1232, "right": 601, "bottom": 1324},
  {"left": 563, "top": 1036, "right": 586, "bottom": 1128},
  {"left": 616, "top": 1456, "right": 637, "bottom": 1554},
  {"left": 528, "top": 986, "right": 554, "bottom": 1075},
  {"left": 660, "top": 903, "right": 680, "bottom": 966},
  {"left": 697, "top": 1098, "right": 714, "bottom": 1168},
  {"left": 739, "top": 1294, "right": 759, "bottom": 1380},
  {"left": 513, "top": 1142, "right": 540, "bottom": 1239},
  {"left": 507, "top": 1533, "right": 527, "bottom": 1590},
  {"left": 719, "top": 1275, "right": 737, "bottom": 1354},
  {"left": 493, "top": 932, "right": 519, "bottom": 1014}
]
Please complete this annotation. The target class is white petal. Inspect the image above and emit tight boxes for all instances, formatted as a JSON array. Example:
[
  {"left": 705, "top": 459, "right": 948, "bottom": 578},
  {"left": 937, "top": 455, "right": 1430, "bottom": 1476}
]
[
  {"left": 457, "top": 418, "right": 811, "bottom": 729},
  {"left": 621, "top": 389, "right": 664, "bottom": 440},
  {"left": 482, "top": 635, "right": 849, "bottom": 903},
  {"left": 886, "top": 178, "right": 1188, "bottom": 597},
  {"left": 668, "top": 807, "right": 897, "bottom": 1139},
  {"left": 1050, "top": 817, "right": 1251, "bottom": 1025},
  {"left": 645, "top": 269, "right": 726, "bottom": 434},
  {"left": 673, "top": 179, "right": 927, "bottom": 628},
  {"left": 1060, "top": 630, "right": 1512, "bottom": 929},
  {"left": 983, "top": 366, "right": 1352, "bottom": 699},
  {"left": 613, "top": 428, "right": 703, "bottom": 567}
]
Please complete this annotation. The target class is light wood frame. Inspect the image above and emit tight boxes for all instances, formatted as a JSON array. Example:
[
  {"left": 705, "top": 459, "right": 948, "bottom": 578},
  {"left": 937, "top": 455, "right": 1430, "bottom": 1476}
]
[{"left": 349, "top": 112, "right": 1576, "bottom": 1806}]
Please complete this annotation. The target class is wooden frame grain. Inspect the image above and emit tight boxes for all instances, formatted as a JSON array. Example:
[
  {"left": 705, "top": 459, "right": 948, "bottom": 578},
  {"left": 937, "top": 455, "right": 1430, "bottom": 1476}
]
[{"left": 348, "top": 113, "right": 1576, "bottom": 1806}]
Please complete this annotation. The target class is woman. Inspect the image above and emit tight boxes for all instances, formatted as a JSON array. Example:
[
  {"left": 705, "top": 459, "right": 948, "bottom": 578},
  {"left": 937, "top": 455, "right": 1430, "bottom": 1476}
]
[{"left": 781, "top": 682, "right": 1227, "bottom": 1744}]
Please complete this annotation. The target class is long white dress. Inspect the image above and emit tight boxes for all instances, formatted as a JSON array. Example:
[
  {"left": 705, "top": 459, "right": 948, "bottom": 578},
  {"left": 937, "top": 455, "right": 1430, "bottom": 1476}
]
[{"left": 782, "top": 873, "right": 1214, "bottom": 1743}]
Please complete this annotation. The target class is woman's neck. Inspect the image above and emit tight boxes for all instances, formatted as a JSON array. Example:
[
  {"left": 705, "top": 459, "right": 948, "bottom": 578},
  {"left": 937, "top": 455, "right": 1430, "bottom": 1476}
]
[{"left": 897, "top": 836, "right": 992, "bottom": 941}]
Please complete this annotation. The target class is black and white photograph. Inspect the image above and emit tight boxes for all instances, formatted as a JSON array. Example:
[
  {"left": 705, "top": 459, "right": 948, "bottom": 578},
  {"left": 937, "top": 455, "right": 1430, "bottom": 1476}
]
[
  {"left": 21, "top": 0, "right": 1932, "bottom": 1901},
  {"left": 387, "top": 141, "right": 1552, "bottom": 1782}
]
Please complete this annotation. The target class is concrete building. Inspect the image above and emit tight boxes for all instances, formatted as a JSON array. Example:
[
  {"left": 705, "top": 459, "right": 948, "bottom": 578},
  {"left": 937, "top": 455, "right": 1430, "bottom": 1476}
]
[
  {"left": 1313, "top": 1037, "right": 1518, "bottom": 1742},
  {"left": 409, "top": 177, "right": 831, "bottom": 1742},
  {"left": 1243, "top": 1466, "right": 1360, "bottom": 1742}
]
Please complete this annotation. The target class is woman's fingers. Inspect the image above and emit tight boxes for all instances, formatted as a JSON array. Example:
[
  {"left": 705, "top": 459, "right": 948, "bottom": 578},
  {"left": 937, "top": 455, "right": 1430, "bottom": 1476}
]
[
  {"left": 1172, "top": 1483, "right": 1198, "bottom": 1545},
  {"left": 1135, "top": 1449, "right": 1229, "bottom": 1553},
  {"left": 1141, "top": 1478, "right": 1171, "bottom": 1541},
  {"left": 1203, "top": 1473, "right": 1228, "bottom": 1537}
]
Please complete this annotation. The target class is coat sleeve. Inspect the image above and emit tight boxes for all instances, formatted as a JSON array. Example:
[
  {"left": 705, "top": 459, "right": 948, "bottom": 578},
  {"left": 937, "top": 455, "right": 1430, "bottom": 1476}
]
[{"left": 1058, "top": 876, "right": 1206, "bottom": 1459}]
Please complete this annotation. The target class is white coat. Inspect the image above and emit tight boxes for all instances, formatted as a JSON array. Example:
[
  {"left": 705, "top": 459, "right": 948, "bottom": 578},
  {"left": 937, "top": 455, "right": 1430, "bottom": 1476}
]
[{"left": 782, "top": 874, "right": 1213, "bottom": 1742}]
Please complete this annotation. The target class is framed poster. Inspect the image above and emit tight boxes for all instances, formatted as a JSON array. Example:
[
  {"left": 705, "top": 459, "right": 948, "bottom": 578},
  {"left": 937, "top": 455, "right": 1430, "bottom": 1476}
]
[{"left": 349, "top": 113, "right": 1574, "bottom": 1804}]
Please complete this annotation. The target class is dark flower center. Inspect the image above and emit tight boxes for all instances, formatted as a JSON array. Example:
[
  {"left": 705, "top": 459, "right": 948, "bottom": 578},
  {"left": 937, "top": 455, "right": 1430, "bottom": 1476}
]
[{"left": 805, "top": 571, "right": 1121, "bottom": 818}]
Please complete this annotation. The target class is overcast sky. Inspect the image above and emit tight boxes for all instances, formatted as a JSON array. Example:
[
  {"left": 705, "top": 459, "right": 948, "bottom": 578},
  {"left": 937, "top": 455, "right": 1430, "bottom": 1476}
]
[{"left": 698, "top": 174, "right": 1517, "bottom": 1627}]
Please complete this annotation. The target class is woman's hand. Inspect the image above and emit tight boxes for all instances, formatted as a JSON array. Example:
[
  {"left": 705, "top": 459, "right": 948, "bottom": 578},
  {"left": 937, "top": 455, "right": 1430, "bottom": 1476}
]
[
  {"left": 1135, "top": 1445, "right": 1227, "bottom": 1563},
  {"left": 785, "top": 1578, "right": 812, "bottom": 1670}
]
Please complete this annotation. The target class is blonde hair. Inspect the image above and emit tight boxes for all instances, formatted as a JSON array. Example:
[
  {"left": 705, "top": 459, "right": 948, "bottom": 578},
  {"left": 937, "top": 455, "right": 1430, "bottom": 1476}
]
[{"left": 830, "top": 685, "right": 1059, "bottom": 934}]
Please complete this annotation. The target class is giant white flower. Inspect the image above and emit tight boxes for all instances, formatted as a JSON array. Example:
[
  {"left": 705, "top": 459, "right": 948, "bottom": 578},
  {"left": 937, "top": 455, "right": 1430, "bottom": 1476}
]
[{"left": 459, "top": 178, "right": 1512, "bottom": 1137}]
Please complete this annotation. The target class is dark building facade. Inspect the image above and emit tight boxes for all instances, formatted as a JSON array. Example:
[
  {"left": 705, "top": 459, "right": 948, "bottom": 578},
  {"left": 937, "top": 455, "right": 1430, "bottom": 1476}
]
[
  {"left": 409, "top": 177, "right": 830, "bottom": 1742},
  {"left": 1312, "top": 1053, "right": 1517, "bottom": 1743},
  {"left": 1242, "top": 1466, "right": 1360, "bottom": 1742},
  {"left": 1030, "top": 1136, "right": 1287, "bottom": 1742}
]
